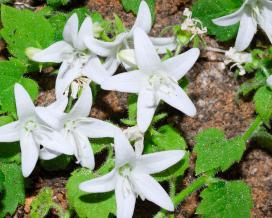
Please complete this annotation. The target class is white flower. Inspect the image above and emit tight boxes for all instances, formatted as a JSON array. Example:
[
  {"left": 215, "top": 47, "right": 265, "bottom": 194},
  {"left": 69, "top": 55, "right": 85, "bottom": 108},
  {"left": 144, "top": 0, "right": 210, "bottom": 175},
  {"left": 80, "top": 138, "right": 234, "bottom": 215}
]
[
  {"left": 27, "top": 14, "right": 113, "bottom": 99},
  {"left": 0, "top": 84, "right": 73, "bottom": 177},
  {"left": 213, "top": 0, "right": 272, "bottom": 51},
  {"left": 224, "top": 47, "right": 252, "bottom": 75},
  {"left": 181, "top": 8, "right": 207, "bottom": 41},
  {"left": 123, "top": 126, "right": 144, "bottom": 155},
  {"left": 101, "top": 28, "right": 198, "bottom": 132},
  {"left": 84, "top": 1, "right": 177, "bottom": 73},
  {"left": 79, "top": 132, "right": 185, "bottom": 218},
  {"left": 36, "top": 84, "right": 120, "bottom": 170}
]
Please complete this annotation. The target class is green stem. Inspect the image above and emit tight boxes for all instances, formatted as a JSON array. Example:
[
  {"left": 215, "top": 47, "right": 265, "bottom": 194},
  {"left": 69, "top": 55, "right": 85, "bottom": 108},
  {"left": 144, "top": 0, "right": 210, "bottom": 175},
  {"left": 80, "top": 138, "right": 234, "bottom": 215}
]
[
  {"left": 173, "top": 176, "right": 207, "bottom": 206},
  {"left": 242, "top": 115, "right": 263, "bottom": 142},
  {"left": 261, "top": 66, "right": 270, "bottom": 78},
  {"left": 175, "top": 44, "right": 182, "bottom": 56}
]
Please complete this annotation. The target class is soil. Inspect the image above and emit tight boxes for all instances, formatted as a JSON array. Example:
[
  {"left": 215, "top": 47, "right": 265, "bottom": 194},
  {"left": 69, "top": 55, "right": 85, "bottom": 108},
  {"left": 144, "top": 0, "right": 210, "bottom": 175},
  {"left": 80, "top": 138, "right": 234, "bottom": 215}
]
[{"left": 7, "top": 0, "right": 272, "bottom": 217}]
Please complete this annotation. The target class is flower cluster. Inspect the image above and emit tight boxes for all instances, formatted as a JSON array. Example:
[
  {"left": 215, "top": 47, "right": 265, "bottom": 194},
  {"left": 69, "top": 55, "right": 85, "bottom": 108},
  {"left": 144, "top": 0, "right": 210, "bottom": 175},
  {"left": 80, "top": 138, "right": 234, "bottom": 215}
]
[{"left": 0, "top": 1, "right": 201, "bottom": 218}]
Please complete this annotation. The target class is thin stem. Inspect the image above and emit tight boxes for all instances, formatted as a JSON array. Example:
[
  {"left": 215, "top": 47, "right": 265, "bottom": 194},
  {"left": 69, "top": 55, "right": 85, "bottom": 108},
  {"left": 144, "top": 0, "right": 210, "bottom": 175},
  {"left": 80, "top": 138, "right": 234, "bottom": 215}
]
[
  {"left": 261, "top": 65, "right": 270, "bottom": 78},
  {"left": 175, "top": 44, "right": 182, "bottom": 56},
  {"left": 242, "top": 115, "right": 263, "bottom": 142}
]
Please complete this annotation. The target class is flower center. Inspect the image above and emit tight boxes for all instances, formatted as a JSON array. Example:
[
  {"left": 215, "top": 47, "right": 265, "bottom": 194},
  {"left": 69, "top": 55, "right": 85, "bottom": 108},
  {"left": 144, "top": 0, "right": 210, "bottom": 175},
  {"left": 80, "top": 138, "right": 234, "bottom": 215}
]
[
  {"left": 148, "top": 72, "right": 177, "bottom": 94},
  {"left": 118, "top": 164, "right": 134, "bottom": 197},
  {"left": 247, "top": 0, "right": 261, "bottom": 19},
  {"left": 64, "top": 119, "right": 77, "bottom": 132},
  {"left": 24, "top": 119, "right": 38, "bottom": 132}
]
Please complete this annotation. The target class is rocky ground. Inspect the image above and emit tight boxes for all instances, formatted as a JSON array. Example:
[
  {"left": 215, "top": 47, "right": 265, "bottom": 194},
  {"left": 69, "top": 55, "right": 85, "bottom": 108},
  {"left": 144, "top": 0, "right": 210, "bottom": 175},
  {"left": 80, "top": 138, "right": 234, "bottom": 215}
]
[{"left": 8, "top": 0, "right": 272, "bottom": 217}]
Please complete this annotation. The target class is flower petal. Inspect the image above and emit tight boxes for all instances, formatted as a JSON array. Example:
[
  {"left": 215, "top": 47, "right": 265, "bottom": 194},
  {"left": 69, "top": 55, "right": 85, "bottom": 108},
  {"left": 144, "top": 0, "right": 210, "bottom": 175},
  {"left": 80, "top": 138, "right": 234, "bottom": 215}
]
[
  {"left": 137, "top": 88, "right": 157, "bottom": 133},
  {"left": 258, "top": 7, "right": 272, "bottom": 43},
  {"left": 84, "top": 57, "right": 115, "bottom": 85},
  {"left": 0, "top": 121, "right": 20, "bottom": 142},
  {"left": 162, "top": 48, "right": 200, "bottom": 80},
  {"left": 104, "top": 56, "right": 121, "bottom": 75},
  {"left": 14, "top": 83, "right": 35, "bottom": 119},
  {"left": 35, "top": 127, "right": 74, "bottom": 155},
  {"left": 235, "top": 9, "right": 257, "bottom": 51},
  {"left": 212, "top": 2, "right": 246, "bottom": 26},
  {"left": 133, "top": 28, "right": 161, "bottom": 73},
  {"left": 76, "top": 118, "right": 120, "bottom": 138},
  {"left": 79, "top": 169, "right": 117, "bottom": 193},
  {"left": 135, "top": 150, "right": 185, "bottom": 174},
  {"left": 159, "top": 84, "right": 196, "bottom": 117},
  {"left": 262, "top": 0, "right": 272, "bottom": 9},
  {"left": 31, "top": 41, "right": 74, "bottom": 63},
  {"left": 69, "top": 83, "right": 92, "bottom": 118},
  {"left": 55, "top": 64, "right": 81, "bottom": 100},
  {"left": 132, "top": 173, "right": 174, "bottom": 211},
  {"left": 114, "top": 131, "right": 135, "bottom": 167},
  {"left": 63, "top": 13, "right": 79, "bottom": 47},
  {"left": 101, "top": 70, "right": 144, "bottom": 93},
  {"left": 130, "top": 1, "right": 152, "bottom": 34},
  {"left": 77, "top": 16, "right": 93, "bottom": 49},
  {"left": 150, "top": 37, "right": 177, "bottom": 54},
  {"left": 73, "top": 131, "right": 95, "bottom": 170},
  {"left": 115, "top": 176, "right": 136, "bottom": 218},
  {"left": 20, "top": 132, "right": 39, "bottom": 177},
  {"left": 39, "top": 148, "right": 60, "bottom": 160}
]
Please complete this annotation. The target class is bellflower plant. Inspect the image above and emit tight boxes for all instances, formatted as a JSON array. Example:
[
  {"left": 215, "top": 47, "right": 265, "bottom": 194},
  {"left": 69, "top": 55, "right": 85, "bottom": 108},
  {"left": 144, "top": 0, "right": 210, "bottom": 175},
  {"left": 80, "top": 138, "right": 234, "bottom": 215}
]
[
  {"left": 84, "top": 1, "right": 177, "bottom": 72},
  {"left": 212, "top": 0, "right": 272, "bottom": 51},
  {"left": 79, "top": 132, "right": 185, "bottom": 218},
  {"left": 101, "top": 28, "right": 199, "bottom": 132},
  {"left": 27, "top": 13, "right": 113, "bottom": 99},
  {"left": 36, "top": 85, "right": 120, "bottom": 169},
  {"left": 0, "top": 84, "right": 73, "bottom": 177}
]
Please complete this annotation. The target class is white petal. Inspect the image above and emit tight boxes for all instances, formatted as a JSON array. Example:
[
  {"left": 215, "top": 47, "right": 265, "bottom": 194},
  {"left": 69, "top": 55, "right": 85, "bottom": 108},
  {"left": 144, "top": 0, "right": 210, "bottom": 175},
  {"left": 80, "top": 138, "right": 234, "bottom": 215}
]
[
  {"left": 162, "top": 48, "right": 200, "bottom": 80},
  {"left": 73, "top": 131, "right": 95, "bottom": 169},
  {"left": 133, "top": 28, "right": 162, "bottom": 73},
  {"left": 76, "top": 118, "right": 120, "bottom": 138},
  {"left": 159, "top": 84, "right": 196, "bottom": 117},
  {"left": 117, "top": 49, "right": 137, "bottom": 69},
  {"left": 104, "top": 56, "right": 121, "bottom": 75},
  {"left": 115, "top": 176, "right": 136, "bottom": 218},
  {"left": 55, "top": 64, "right": 81, "bottom": 100},
  {"left": 20, "top": 132, "right": 39, "bottom": 177},
  {"left": 47, "top": 96, "right": 68, "bottom": 112},
  {"left": 77, "top": 16, "right": 94, "bottom": 49},
  {"left": 137, "top": 88, "right": 157, "bottom": 133},
  {"left": 69, "top": 84, "right": 92, "bottom": 118},
  {"left": 150, "top": 37, "right": 177, "bottom": 54},
  {"left": 130, "top": 1, "right": 152, "bottom": 34},
  {"left": 101, "top": 70, "right": 144, "bottom": 93},
  {"left": 31, "top": 41, "right": 74, "bottom": 63},
  {"left": 135, "top": 150, "right": 185, "bottom": 174},
  {"left": 63, "top": 13, "right": 79, "bottom": 47},
  {"left": 14, "top": 83, "right": 35, "bottom": 119},
  {"left": 39, "top": 148, "right": 60, "bottom": 160},
  {"left": 84, "top": 57, "right": 114, "bottom": 85},
  {"left": 0, "top": 121, "right": 20, "bottom": 142},
  {"left": 235, "top": 10, "right": 257, "bottom": 51},
  {"left": 258, "top": 7, "right": 272, "bottom": 43},
  {"left": 132, "top": 173, "right": 174, "bottom": 211},
  {"left": 114, "top": 131, "right": 135, "bottom": 167},
  {"left": 262, "top": 0, "right": 272, "bottom": 9},
  {"left": 79, "top": 169, "right": 117, "bottom": 193},
  {"left": 212, "top": 3, "right": 246, "bottom": 26},
  {"left": 35, "top": 127, "right": 74, "bottom": 155}
]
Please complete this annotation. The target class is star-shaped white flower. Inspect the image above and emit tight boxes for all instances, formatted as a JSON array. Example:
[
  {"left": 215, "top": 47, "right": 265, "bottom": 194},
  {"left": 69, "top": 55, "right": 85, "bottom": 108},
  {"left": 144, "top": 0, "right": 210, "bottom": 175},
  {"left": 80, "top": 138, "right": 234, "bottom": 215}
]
[
  {"left": 101, "top": 28, "right": 199, "bottom": 132},
  {"left": 213, "top": 0, "right": 272, "bottom": 51},
  {"left": 36, "top": 84, "right": 120, "bottom": 170},
  {"left": 79, "top": 132, "right": 185, "bottom": 218},
  {"left": 84, "top": 1, "right": 177, "bottom": 73},
  {"left": 27, "top": 13, "right": 113, "bottom": 99},
  {"left": 0, "top": 84, "right": 73, "bottom": 177}
]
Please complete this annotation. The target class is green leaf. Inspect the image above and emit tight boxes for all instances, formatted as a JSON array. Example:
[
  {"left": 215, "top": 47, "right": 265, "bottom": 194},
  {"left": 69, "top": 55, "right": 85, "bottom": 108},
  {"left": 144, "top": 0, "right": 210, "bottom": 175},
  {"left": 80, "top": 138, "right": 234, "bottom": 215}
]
[
  {"left": 194, "top": 128, "right": 246, "bottom": 175},
  {"left": 254, "top": 86, "right": 272, "bottom": 124},
  {"left": 90, "top": 138, "right": 113, "bottom": 154},
  {"left": 121, "top": 94, "right": 138, "bottom": 125},
  {"left": 0, "top": 142, "right": 21, "bottom": 164},
  {"left": 0, "top": 163, "right": 25, "bottom": 217},
  {"left": 40, "top": 155, "right": 73, "bottom": 172},
  {"left": 252, "top": 127, "right": 272, "bottom": 153},
  {"left": 0, "top": 170, "right": 4, "bottom": 195},
  {"left": 114, "top": 14, "right": 127, "bottom": 34},
  {"left": 30, "top": 188, "right": 54, "bottom": 218},
  {"left": 121, "top": 0, "right": 155, "bottom": 21},
  {"left": 46, "top": 0, "right": 70, "bottom": 7},
  {"left": 197, "top": 181, "right": 253, "bottom": 218},
  {"left": 192, "top": 0, "right": 243, "bottom": 41},
  {"left": 1, "top": 5, "right": 55, "bottom": 70},
  {"left": 67, "top": 169, "right": 116, "bottom": 218},
  {"left": 144, "top": 125, "right": 189, "bottom": 181},
  {"left": 0, "top": 59, "right": 39, "bottom": 114},
  {"left": 239, "top": 71, "right": 266, "bottom": 96}
]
